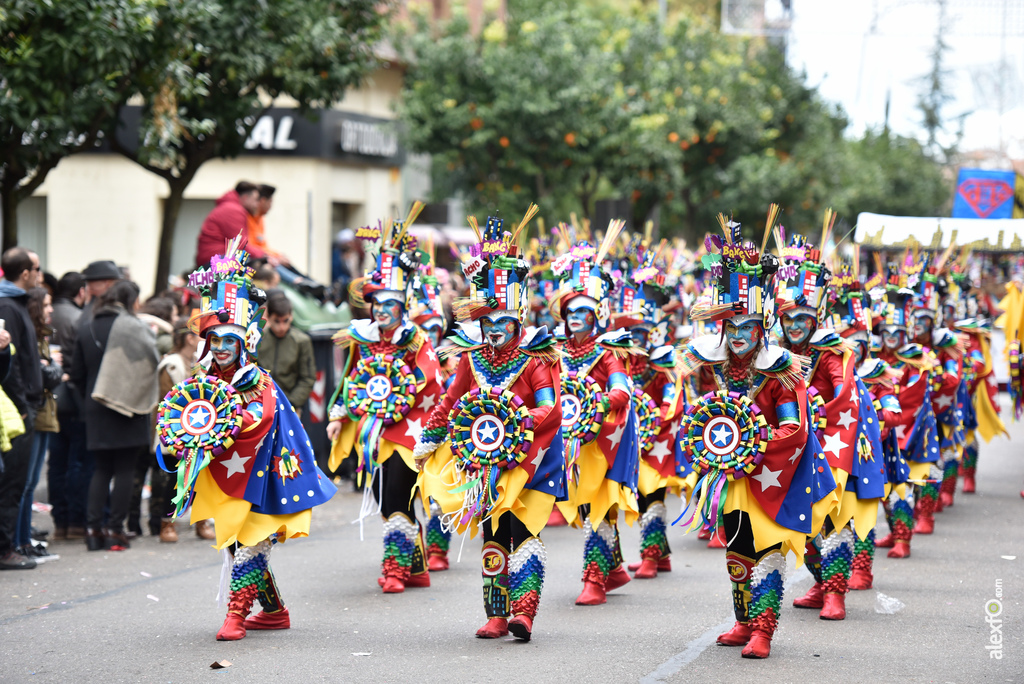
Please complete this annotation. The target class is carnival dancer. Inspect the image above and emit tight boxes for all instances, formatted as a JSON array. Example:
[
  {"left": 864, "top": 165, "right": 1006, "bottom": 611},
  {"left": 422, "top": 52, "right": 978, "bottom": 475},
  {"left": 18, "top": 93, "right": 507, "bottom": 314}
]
[
  {"left": 611, "top": 244, "right": 689, "bottom": 579},
  {"left": 415, "top": 207, "right": 566, "bottom": 642},
  {"left": 774, "top": 218, "right": 872, "bottom": 621},
  {"left": 871, "top": 264, "right": 941, "bottom": 559},
  {"left": 675, "top": 208, "right": 837, "bottom": 659},
  {"left": 155, "top": 237, "right": 337, "bottom": 641},
  {"left": 906, "top": 252, "right": 963, "bottom": 533},
  {"left": 550, "top": 221, "right": 642, "bottom": 606},
  {"left": 942, "top": 260, "right": 1005, "bottom": 499},
  {"left": 326, "top": 205, "right": 444, "bottom": 594}
]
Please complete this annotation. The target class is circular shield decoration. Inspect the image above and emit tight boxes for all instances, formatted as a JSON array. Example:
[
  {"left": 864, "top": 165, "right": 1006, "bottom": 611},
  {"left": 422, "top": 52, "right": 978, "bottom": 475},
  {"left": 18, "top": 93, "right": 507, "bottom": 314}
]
[
  {"left": 806, "top": 386, "right": 827, "bottom": 438},
  {"left": 157, "top": 376, "right": 243, "bottom": 458},
  {"left": 632, "top": 388, "right": 662, "bottom": 453},
  {"left": 560, "top": 371, "right": 605, "bottom": 445},
  {"left": 346, "top": 354, "right": 417, "bottom": 425},
  {"left": 681, "top": 390, "right": 770, "bottom": 478},
  {"left": 449, "top": 387, "right": 534, "bottom": 471}
]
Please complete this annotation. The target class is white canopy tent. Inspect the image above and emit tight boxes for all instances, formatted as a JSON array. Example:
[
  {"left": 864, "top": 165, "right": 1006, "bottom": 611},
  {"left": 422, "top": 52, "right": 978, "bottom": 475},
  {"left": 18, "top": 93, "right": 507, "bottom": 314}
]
[{"left": 855, "top": 212, "right": 1024, "bottom": 252}]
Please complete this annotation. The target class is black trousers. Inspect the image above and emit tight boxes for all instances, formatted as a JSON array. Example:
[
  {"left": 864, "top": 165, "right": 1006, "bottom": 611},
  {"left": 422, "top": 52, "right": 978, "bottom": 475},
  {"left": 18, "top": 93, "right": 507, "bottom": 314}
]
[
  {"left": 86, "top": 447, "right": 142, "bottom": 532},
  {"left": 371, "top": 454, "right": 418, "bottom": 519},
  {"left": 483, "top": 511, "right": 533, "bottom": 550},
  {"left": 0, "top": 429, "right": 35, "bottom": 554},
  {"left": 638, "top": 487, "right": 668, "bottom": 513}
]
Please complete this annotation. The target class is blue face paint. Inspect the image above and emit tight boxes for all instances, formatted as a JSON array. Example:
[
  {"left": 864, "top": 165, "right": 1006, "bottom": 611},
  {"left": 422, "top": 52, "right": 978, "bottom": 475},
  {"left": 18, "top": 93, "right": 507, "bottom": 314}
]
[
  {"left": 372, "top": 297, "right": 404, "bottom": 330},
  {"left": 882, "top": 328, "right": 903, "bottom": 350},
  {"left": 781, "top": 312, "right": 816, "bottom": 346},
  {"left": 425, "top": 323, "right": 443, "bottom": 350},
  {"left": 535, "top": 309, "right": 556, "bottom": 330},
  {"left": 852, "top": 340, "right": 867, "bottom": 366},
  {"left": 566, "top": 307, "right": 596, "bottom": 336},
  {"left": 913, "top": 316, "right": 932, "bottom": 340},
  {"left": 630, "top": 326, "right": 651, "bottom": 348},
  {"left": 723, "top": 319, "right": 762, "bottom": 357},
  {"left": 480, "top": 315, "right": 519, "bottom": 348},
  {"left": 209, "top": 334, "right": 242, "bottom": 369}
]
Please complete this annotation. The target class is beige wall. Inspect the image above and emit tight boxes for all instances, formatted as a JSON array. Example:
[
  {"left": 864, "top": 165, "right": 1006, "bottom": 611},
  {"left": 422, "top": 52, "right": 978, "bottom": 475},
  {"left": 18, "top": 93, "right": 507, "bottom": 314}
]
[{"left": 29, "top": 66, "right": 408, "bottom": 296}]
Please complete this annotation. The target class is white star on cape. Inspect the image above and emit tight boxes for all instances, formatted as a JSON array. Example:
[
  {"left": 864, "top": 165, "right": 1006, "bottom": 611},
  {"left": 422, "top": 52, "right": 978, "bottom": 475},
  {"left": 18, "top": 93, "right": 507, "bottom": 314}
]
[
  {"left": 435, "top": 370, "right": 445, "bottom": 387},
  {"left": 835, "top": 409, "right": 857, "bottom": 430},
  {"left": 606, "top": 423, "right": 625, "bottom": 451},
  {"left": 935, "top": 394, "right": 954, "bottom": 410},
  {"left": 404, "top": 417, "right": 423, "bottom": 440},
  {"left": 531, "top": 445, "right": 549, "bottom": 469},
  {"left": 894, "top": 425, "right": 907, "bottom": 439},
  {"left": 752, "top": 466, "right": 782, "bottom": 490},
  {"left": 426, "top": 349, "right": 437, "bottom": 362},
  {"left": 188, "top": 407, "right": 210, "bottom": 427},
  {"left": 850, "top": 389, "right": 860, "bottom": 406},
  {"left": 419, "top": 393, "right": 437, "bottom": 413},
  {"left": 478, "top": 421, "right": 499, "bottom": 442},
  {"left": 649, "top": 439, "right": 672, "bottom": 464},
  {"left": 221, "top": 452, "right": 251, "bottom": 478},
  {"left": 822, "top": 431, "right": 849, "bottom": 458},
  {"left": 788, "top": 447, "right": 803, "bottom": 464},
  {"left": 710, "top": 424, "right": 732, "bottom": 446}
]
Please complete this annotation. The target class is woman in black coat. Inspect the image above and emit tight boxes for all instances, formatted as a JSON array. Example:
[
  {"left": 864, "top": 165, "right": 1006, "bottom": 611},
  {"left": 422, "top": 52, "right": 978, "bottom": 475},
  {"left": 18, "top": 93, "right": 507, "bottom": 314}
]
[{"left": 70, "top": 281, "right": 157, "bottom": 551}]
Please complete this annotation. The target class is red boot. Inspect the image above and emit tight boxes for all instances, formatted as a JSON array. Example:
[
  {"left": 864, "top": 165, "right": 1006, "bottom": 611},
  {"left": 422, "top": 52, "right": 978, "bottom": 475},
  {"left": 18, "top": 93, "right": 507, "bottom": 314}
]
[
  {"left": 216, "top": 585, "right": 257, "bottom": 641},
  {"left": 939, "top": 489, "right": 954, "bottom": 508},
  {"left": 875, "top": 533, "right": 895, "bottom": 548},
  {"left": 819, "top": 592, "right": 846, "bottom": 620},
  {"left": 913, "top": 497, "right": 935, "bottom": 535},
  {"left": 961, "top": 469, "right": 976, "bottom": 493},
  {"left": 848, "top": 567, "right": 873, "bottom": 591},
  {"left": 576, "top": 564, "right": 607, "bottom": 605},
  {"left": 707, "top": 528, "right": 726, "bottom": 548},
  {"left": 628, "top": 557, "right": 671, "bottom": 573},
  {"left": 716, "top": 621, "right": 751, "bottom": 646},
  {"left": 244, "top": 608, "right": 291, "bottom": 630},
  {"left": 216, "top": 613, "right": 247, "bottom": 641},
  {"left": 427, "top": 546, "right": 449, "bottom": 572},
  {"left": 887, "top": 541, "right": 911, "bottom": 558},
  {"left": 741, "top": 630, "right": 773, "bottom": 659},
  {"left": 697, "top": 526, "right": 712, "bottom": 540},
  {"left": 381, "top": 558, "right": 410, "bottom": 593},
  {"left": 605, "top": 564, "right": 631, "bottom": 591},
  {"left": 508, "top": 614, "right": 533, "bottom": 641},
  {"left": 475, "top": 618, "right": 509, "bottom": 638},
  {"left": 547, "top": 508, "right": 568, "bottom": 527},
  {"left": 793, "top": 582, "right": 824, "bottom": 609}
]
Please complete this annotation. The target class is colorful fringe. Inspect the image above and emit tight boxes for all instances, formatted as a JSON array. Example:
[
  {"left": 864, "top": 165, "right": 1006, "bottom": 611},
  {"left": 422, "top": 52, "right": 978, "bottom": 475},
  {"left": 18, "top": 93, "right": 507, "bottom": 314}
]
[
  {"left": 639, "top": 502, "right": 670, "bottom": 561},
  {"left": 426, "top": 501, "right": 451, "bottom": 556},
  {"left": 820, "top": 527, "right": 853, "bottom": 594},
  {"left": 228, "top": 541, "right": 273, "bottom": 616},
  {"left": 804, "top": 538, "right": 823, "bottom": 584},
  {"left": 852, "top": 529, "right": 875, "bottom": 576},
  {"left": 582, "top": 517, "right": 616, "bottom": 582},
  {"left": 510, "top": 538, "right": 546, "bottom": 619},
  {"left": 888, "top": 495, "right": 914, "bottom": 542},
  {"left": 916, "top": 477, "right": 938, "bottom": 519},
  {"left": 748, "top": 552, "right": 786, "bottom": 636},
  {"left": 961, "top": 440, "right": 979, "bottom": 471},
  {"left": 382, "top": 514, "right": 417, "bottom": 580}
]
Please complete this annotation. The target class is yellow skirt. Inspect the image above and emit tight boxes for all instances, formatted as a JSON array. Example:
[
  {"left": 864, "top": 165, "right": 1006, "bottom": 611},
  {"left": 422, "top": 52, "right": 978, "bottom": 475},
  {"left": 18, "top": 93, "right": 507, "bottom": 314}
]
[
  {"left": 555, "top": 440, "right": 639, "bottom": 530},
  {"left": 189, "top": 469, "right": 312, "bottom": 550},
  {"left": 825, "top": 468, "right": 853, "bottom": 531},
  {"left": 637, "top": 459, "right": 687, "bottom": 498},
  {"left": 329, "top": 419, "right": 416, "bottom": 476},
  {"left": 723, "top": 476, "right": 839, "bottom": 567},
  {"left": 418, "top": 443, "right": 556, "bottom": 538}
]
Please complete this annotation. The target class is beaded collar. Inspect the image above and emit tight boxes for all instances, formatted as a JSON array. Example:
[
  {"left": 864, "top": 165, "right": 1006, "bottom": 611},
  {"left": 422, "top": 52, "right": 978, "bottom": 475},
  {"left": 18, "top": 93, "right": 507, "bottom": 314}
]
[
  {"left": 562, "top": 335, "right": 603, "bottom": 377},
  {"left": 469, "top": 343, "right": 532, "bottom": 392}
]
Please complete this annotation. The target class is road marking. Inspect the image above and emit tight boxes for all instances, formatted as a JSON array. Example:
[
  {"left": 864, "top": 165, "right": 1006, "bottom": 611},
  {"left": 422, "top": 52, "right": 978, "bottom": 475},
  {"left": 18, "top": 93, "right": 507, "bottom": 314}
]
[{"left": 640, "top": 565, "right": 812, "bottom": 682}]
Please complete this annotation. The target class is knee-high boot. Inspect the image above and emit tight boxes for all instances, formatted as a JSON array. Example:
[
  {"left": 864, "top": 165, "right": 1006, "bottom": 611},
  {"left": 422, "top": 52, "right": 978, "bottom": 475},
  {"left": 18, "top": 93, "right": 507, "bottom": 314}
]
[
  {"left": 634, "top": 501, "right": 671, "bottom": 578},
  {"left": 742, "top": 551, "right": 786, "bottom": 659},
  {"left": 576, "top": 517, "right": 615, "bottom": 605},
  {"left": 509, "top": 537, "right": 546, "bottom": 641},
  {"left": 819, "top": 527, "right": 853, "bottom": 620},
  {"left": 217, "top": 540, "right": 271, "bottom": 641},
  {"left": 426, "top": 499, "right": 451, "bottom": 571},
  {"left": 849, "top": 528, "right": 875, "bottom": 590},
  {"left": 476, "top": 540, "right": 510, "bottom": 638}
]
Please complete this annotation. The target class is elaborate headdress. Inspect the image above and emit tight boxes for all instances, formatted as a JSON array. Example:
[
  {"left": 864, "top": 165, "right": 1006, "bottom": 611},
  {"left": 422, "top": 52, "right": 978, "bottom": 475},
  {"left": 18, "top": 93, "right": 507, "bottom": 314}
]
[
  {"left": 549, "top": 219, "right": 626, "bottom": 329},
  {"left": 829, "top": 257, "right": 871, "bottom": 342},
  {"left": 348, "top": 202, "right": 426, "bottom": 310},
  {"left": 187, "top": 235, "right": 266, "bottom": 363},
  {"left": 690, "top": 205, "right": 782, "bottom": 329},
  {"left": 453, "top": 205, "right": 539, "bottom": 323},
  {"left": 776, "top": 209, "right": 836, "bottom": 323},
  {"left": 612, "top": 238, "right": 672, "bottom": 336},
  {"left": 875, "top": 260, "right": 914, "bottom": 330}
]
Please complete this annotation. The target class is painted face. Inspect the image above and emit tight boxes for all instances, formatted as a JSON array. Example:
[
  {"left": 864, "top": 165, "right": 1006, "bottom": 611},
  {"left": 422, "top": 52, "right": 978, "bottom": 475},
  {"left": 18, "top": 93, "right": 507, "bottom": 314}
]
[
  {"left": 425, "top": 323, "right": 444, "bottom": 350},
  {"left": 208, "top": 333, "right": 242, "bottom": 369},
  {"left": 912, "top": 315, "right": 933, "bottom": 340},
  {"left": 534, "top": 309, "right": 556, "bottom": 330},
  {"left": 781, "top": 312, "right": 816, "bottom": 346},
  {"left": 566, "top": 306, "right": 596, "bottom": 336},
  {"left": 942, "top": 304, "right": 956, "bottom": 324},
  {"left": 480, "top": 315, "right": 519, "bottom": 348},
  {"left": 882, "top": 327, "right": 904, "bottom": 351},
  {"left": 852, "top": 340, "right": 867, "bottom": 365},
  {"left": 371, "top": 297, "right": 404, "bottom": 330},
  {"left": 723, "top": 319, "right": 762, "bottom": 357},
  {"left": 630, "top": 326, "right": 651, "bottom": 348},
  {"left": 648, "top": 323, "right": 668, "bottom": 348}
]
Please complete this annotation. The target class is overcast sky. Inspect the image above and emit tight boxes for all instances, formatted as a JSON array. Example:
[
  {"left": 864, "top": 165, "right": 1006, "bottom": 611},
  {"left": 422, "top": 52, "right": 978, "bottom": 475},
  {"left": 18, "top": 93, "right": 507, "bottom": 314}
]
[{"left": 785, "top": 0, "right": 1024, "bottom": 161}]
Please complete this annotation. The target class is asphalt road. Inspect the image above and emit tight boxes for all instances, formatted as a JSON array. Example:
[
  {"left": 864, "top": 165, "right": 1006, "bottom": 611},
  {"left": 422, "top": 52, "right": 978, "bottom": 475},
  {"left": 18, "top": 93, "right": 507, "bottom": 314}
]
[{"left": 2, "top": 407, "right": 1022, "bottom": 684}]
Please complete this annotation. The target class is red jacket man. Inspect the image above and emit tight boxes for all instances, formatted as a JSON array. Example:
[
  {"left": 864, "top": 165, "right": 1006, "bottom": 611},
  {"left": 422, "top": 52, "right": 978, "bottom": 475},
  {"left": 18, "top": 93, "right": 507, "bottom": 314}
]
[{"left": 195, "top": 182, "right": 265, "bottom": 268}]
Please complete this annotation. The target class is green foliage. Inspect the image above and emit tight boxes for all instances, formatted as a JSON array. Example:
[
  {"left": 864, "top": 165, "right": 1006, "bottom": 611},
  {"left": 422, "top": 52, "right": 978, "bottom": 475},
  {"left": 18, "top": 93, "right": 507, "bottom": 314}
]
[
  {"left": 0, "top": 0, "right": 171, "bottom": 247},
  {"left": 398, "top": 2, "right": 950, "bottom": 240}
]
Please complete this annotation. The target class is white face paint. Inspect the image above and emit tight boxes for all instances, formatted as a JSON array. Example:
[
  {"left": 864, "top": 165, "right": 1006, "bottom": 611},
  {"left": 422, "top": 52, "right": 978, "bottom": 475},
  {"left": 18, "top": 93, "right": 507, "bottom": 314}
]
[
  {"left": 912, "top": 314, "right": 933, "bottom": 340},
  {"left": 882, "top": 327, "right": 904, "bottom": 351}
]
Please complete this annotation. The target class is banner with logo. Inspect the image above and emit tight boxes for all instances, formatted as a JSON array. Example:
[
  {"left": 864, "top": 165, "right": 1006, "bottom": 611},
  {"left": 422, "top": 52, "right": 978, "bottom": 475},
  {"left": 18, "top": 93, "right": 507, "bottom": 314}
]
[{"left": 952, "top": 168, "right": 1016, "bottom": 219}]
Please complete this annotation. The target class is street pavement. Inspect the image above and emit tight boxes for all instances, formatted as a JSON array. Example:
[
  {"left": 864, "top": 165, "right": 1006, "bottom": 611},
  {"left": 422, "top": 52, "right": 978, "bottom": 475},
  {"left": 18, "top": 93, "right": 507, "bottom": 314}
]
[{"left": 2, "top": 409, "right": 1023, "bottom": 683}]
